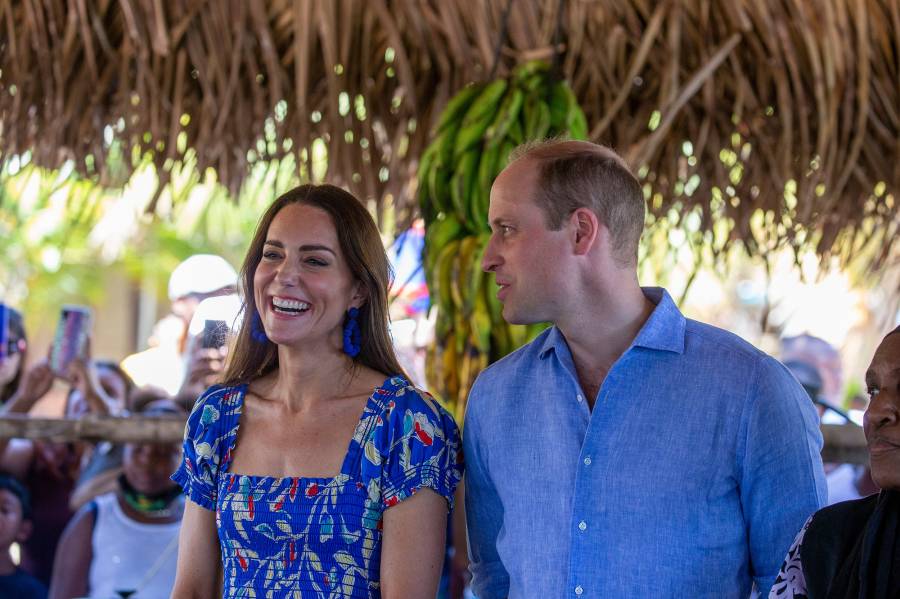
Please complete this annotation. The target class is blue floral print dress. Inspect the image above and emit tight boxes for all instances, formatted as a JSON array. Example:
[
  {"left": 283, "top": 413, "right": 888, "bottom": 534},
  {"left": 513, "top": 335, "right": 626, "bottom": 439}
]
[{"left": 172, "top": 376, "right": 463, "bottom": 598}]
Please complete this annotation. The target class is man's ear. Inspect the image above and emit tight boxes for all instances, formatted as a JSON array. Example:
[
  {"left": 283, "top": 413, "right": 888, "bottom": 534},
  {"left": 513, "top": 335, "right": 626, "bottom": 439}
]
[
  {"left": 570, "top": 207, "right": 601, "bottom": 256},
  {"left": 16, "top": 519, "right": 32, "bottom": 543}
]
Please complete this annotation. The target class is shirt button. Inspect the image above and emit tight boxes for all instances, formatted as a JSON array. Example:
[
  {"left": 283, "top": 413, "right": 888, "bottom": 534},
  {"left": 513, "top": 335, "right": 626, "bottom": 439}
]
[
  {"left": 578, "top": 520, "right": 587, "bottom": 531},
  {"left": 575, "top": 585, "right": 584, "bottom": 596},
  {"left": 583, "top": 456, "right": 592, "bottom": 466},
  {"left": 576, "top": 394, "right": 584, "bottom": 403}
]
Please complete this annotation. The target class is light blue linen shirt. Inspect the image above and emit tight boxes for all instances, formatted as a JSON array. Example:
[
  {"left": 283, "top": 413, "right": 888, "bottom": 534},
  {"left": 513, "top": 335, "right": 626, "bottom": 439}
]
[{"left": 464, "top": 287, "right": 826, "bottom": 598}]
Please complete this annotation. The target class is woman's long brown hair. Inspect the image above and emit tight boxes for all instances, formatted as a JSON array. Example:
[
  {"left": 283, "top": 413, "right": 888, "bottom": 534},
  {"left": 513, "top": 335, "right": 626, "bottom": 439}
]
[{"left": 222, "top": 184, "right": 408, "bottom": 385}]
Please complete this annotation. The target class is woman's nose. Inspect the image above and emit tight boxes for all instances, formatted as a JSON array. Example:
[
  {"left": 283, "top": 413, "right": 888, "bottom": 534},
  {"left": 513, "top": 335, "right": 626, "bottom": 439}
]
[{"left": 274, "top": 261, "right": 300, "bottom": 285}]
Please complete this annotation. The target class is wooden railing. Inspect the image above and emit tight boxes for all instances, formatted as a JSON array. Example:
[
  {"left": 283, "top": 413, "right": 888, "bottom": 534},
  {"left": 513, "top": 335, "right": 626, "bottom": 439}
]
[
  {"left": 0, "top": 414, "right": 186, "bottom": 444},
  {"left": 0, "top": 416, "right": 871, "bottom": 465}
]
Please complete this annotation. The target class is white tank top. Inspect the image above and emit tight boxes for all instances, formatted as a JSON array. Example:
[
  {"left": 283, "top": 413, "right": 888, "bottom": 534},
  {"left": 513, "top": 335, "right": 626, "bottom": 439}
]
[{"left": 87, "top": 493, "right": 181, "bottom": 599}]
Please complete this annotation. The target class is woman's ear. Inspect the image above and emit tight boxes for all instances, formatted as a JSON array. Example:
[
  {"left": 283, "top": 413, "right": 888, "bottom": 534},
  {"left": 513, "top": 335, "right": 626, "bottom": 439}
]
[{"left": 350, "top": 281, "right": 369, "bottom": 309}]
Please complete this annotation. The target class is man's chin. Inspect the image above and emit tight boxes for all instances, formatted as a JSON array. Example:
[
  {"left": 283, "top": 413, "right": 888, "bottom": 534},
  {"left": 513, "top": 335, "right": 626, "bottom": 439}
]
[{"left": 502, "top": 307, "right": 540, "bottom": 327}]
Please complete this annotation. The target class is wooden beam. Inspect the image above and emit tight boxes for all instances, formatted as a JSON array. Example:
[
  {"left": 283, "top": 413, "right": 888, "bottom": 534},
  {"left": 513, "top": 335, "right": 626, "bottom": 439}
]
[
  {"left": 0, "top": 418, "right": 871, "bottom": 466},
  {"left": 821, "top": 423, "right": 868, "bottom": 465},
  {"left": 0, "top": 414, "right": 186, "bottom": 444}
]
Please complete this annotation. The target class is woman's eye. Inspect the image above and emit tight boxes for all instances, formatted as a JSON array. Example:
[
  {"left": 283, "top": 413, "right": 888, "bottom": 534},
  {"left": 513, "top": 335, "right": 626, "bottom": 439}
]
[
  {"left": 262, "top": 251, "right": 281, "bottom": 260},
  {"left": 306, "top": 257, "right": 328, "bottom": 266}
]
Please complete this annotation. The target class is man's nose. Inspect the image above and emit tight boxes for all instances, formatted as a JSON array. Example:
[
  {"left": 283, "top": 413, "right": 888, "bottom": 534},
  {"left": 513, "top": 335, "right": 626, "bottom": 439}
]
[{"left": 482, "top": 237, "right": 500, "bottom": 272}]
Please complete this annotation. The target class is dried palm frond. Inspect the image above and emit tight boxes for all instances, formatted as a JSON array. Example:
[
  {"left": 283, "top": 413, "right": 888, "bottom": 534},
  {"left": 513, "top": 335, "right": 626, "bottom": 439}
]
[{"left": 0, "top": 0, "right": 896, "bottom": 269}]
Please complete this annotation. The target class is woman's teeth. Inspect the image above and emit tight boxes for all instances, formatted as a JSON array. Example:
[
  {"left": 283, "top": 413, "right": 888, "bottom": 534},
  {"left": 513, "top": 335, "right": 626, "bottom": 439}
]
[{"left": 272, "top": 298, "right": 310, "bottom": 314}]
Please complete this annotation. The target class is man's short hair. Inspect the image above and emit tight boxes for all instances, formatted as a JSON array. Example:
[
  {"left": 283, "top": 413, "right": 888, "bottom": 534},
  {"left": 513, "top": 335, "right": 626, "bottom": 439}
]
[
  {"left": 0, "top": 474, "right": 31, "bottom": 520},
  {"left": 509, "top": 139, "right": 645, "bottom": 266}
]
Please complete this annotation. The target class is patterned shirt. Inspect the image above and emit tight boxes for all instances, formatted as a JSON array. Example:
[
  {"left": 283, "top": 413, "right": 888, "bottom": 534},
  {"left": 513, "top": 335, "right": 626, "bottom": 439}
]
[
  {"left": 173, "top": 376, "right": 462, "bottom": 598},
  {"left": 769, "top": 517, "right": 811, "bottom": 598},
  {"left": 464, "top": 287, "right": 827, "bottom": 598}
]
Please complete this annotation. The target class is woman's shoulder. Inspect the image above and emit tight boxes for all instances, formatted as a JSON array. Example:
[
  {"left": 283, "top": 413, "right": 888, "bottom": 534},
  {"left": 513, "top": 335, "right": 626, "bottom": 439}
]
[
  {"left": 186, "top": 383, "right": 245, "bottom": 424},
  {"left": 374, "top": 376, "right": 458, "bottom": 431},
  {"left": 809, "top": 493, "right": 880, "bottom": 529},
  {"left": 181, "top": 383, "right": 246, "bottom": 450}
]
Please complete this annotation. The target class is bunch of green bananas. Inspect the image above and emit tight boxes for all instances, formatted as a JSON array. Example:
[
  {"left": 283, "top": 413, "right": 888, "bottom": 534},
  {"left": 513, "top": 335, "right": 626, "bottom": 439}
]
[{"left": 418, "top": 60, "right": 588, "bottom": 422}]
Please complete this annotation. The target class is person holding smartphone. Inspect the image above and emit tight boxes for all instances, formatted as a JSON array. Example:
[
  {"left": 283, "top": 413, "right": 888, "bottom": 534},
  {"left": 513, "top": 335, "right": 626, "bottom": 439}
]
[
  {"left": 0, "top": 305, "right": 132, "bottom": 585},
  {"left": 171, "top": 184, "right": 463, "bottom": 598},
  {"left": 0, "top": 304, "right": 28, "bottom": 406}
]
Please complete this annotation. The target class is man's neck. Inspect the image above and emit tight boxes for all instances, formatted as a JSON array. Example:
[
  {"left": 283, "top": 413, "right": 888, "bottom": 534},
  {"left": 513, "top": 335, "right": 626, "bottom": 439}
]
[{"left": 557, "top": 282, "right": 654, "bottom": 408}]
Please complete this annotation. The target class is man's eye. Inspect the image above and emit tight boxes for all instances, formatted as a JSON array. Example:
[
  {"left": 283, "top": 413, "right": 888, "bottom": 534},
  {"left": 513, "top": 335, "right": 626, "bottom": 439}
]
[{"left": 867, "top": 387, "right": 880, "bottom": 399}]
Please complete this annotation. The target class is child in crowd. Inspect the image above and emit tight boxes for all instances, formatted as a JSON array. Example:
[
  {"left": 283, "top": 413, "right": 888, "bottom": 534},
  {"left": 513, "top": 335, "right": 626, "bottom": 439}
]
[{"left": 0, "top": 474, "right": 47, "bottom": 599}]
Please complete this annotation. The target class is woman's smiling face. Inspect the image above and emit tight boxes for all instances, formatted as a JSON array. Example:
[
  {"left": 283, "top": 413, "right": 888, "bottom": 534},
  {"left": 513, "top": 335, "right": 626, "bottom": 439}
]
[{"left": 253, "top": 203, "right": 363, "bottom": 351}]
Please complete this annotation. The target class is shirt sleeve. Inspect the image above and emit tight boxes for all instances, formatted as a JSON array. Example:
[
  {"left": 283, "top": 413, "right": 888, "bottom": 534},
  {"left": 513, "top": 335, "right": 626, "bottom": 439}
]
[
  {"left": 171, "top": 386, "right": 229, "bottom": 510},
  {"left": 463, "top": 377, "right": 511, "bottom": 599},
  {"left": 740, "top": 356, "right": 826, "bottom": 594},
  {"left": 365, "top": 385, "right": 463, "bottom": 510},
  {"left": 768, "top": 516, "right": 811, "bottom": 599}
]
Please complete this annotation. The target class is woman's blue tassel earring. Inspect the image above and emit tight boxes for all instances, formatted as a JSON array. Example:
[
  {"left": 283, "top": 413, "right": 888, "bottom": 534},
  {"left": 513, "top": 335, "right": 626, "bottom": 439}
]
[
  {"left": 251, "top": 310, "right": 269, "bottom": 343},
  {"left": 342, "top": 307, "right": 361, "bottom": 357}
]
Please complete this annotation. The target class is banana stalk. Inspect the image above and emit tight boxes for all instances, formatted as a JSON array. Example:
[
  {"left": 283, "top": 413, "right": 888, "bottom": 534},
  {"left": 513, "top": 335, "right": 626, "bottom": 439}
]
[{"left": 417, "top": 60, "right": 589, "bottom": 417}]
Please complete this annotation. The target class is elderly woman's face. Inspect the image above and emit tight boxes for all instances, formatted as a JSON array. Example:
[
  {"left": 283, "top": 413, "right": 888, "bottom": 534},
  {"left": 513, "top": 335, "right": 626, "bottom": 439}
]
[{"left": 864, "top": 333, "right": 900, "bottom": 490}]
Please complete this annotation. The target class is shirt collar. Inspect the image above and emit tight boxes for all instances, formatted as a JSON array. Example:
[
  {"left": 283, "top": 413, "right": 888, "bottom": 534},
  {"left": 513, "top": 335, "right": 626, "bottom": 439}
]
[
  {"left": 538, "top": 286, "right": 685, "bottom": 359},
  {"left": 631, "top": 287, "right": 685, "bottom": 354}
]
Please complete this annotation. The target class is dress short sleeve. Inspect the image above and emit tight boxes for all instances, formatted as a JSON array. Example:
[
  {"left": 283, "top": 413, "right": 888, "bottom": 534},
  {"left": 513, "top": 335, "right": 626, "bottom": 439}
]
[
  {"left": 171, "top": 384, "right": 243, "bottom": 510},
  {"left": 768, "top": 516, "right": 811, "bottom": 599},
  {"left": 362, "top": 383, "right": 463, "bottom": 510}
]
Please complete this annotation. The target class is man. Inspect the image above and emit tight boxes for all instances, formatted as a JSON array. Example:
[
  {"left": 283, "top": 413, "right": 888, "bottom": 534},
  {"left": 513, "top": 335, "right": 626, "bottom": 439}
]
[
  {"left": 464, "top": 140, "right": 826, "bottom": 598},
  {"left": 121, "top": 254, "right": 238, "bottom": 396}
]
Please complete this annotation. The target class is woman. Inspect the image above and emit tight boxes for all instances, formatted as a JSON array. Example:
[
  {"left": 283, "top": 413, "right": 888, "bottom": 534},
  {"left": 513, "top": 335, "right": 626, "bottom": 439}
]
[
  {"left": 770, "top": 326, "right": 900, "bottom": 598},
  {"left": 0, "top": 304, "right": 28, "bottom": 405},
  {"left": 49, "top": 399, "right": 185, "bottom": 599},
  {"left": 171, "top": 185, "right": 463, "bottom": 598}
]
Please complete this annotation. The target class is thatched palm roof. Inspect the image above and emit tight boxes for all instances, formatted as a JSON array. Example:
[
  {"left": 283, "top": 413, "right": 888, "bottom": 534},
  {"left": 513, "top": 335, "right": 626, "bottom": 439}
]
[{"left": 1, "top": 0, "right": 898, "bottom": 268}]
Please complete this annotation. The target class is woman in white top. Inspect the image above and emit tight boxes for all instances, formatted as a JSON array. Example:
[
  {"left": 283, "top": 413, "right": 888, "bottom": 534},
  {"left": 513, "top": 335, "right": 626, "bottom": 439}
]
[{"left": 48, "top": 400, "right": 185, "bottom": 599}]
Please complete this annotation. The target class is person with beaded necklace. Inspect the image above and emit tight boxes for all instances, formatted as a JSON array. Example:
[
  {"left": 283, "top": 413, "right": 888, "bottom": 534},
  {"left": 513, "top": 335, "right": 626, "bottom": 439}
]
[
  {"left": 48, "top": 399, "right": 185, "bottom": 598},
  {"left": 171, "top": 185, "right": 462, "bottom": 598}
]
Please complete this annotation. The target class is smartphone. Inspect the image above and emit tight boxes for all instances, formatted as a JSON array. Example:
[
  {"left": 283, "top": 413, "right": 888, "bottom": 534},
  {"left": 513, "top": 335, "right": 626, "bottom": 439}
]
[
  {"left": 49, "top": 305, "right": 92, "bottom": 375},
  {"left": 200, "top": 319, "right": 229, "bottom": 349},
  {"left": 0, "top": 304, "right": 9, "bottom": 365}
]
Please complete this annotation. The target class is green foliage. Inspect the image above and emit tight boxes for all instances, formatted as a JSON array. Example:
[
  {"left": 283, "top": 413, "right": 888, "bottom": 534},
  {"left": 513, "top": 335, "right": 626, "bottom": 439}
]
[{"left": 0, "top": 153, "right": 306, "bottom": 332}]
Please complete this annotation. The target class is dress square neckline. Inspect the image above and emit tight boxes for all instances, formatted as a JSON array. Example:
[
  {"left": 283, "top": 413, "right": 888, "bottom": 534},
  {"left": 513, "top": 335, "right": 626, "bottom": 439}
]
[{"left": 221, "top": 375, "right": 402, "bottom": 485}]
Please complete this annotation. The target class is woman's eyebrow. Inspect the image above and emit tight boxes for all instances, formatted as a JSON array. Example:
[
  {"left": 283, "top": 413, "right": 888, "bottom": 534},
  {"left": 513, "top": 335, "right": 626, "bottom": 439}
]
[{"left": 263, "top": 240, "right": 336, "bottom": 255}]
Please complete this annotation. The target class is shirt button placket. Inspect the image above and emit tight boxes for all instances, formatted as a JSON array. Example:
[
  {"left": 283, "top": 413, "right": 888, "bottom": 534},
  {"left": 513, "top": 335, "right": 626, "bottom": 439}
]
[
  {"left": 578, "top": 520, "right": 587, "bottom": 531},
  {"left": 575, "top": 585, "right": 584, "bottom": 596}
]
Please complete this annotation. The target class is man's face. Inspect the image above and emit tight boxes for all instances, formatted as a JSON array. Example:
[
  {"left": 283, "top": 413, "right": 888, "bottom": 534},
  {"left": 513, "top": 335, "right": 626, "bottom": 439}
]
[{"left": 482, "top": 159, "right": 573, "bottom": 325}]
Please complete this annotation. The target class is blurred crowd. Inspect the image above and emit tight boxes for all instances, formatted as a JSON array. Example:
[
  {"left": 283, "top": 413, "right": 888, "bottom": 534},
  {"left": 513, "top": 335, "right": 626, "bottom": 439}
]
[
  {"left": 0, "top": 252, "right": 882, "bottom": 599},
  {"left": 0, "top": 254, "right": 239, "bottom": 599}
]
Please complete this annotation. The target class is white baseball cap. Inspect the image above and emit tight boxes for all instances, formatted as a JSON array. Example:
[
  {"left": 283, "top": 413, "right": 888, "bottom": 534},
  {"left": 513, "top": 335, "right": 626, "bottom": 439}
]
[{"left": 168, "top": 254, "right": 238, "bottom": 301}]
